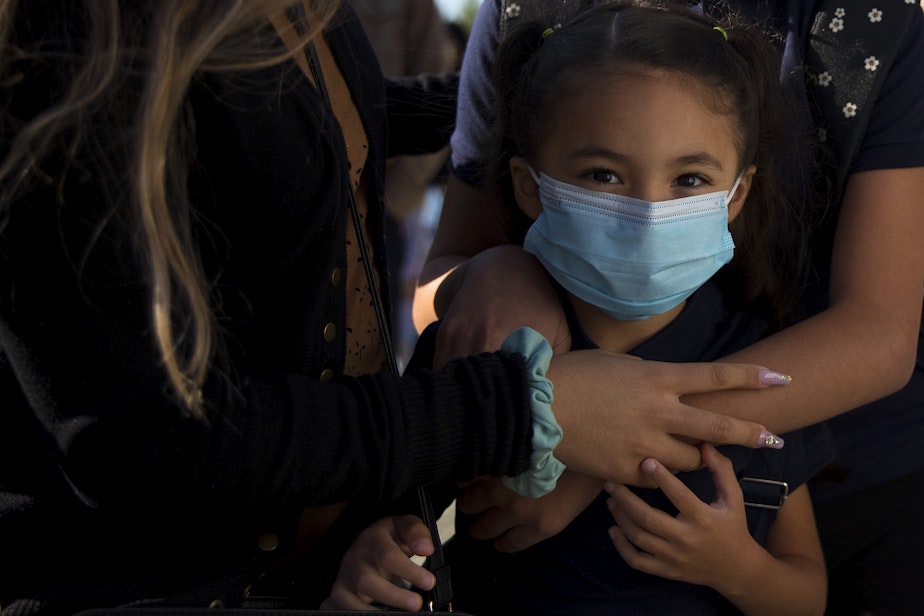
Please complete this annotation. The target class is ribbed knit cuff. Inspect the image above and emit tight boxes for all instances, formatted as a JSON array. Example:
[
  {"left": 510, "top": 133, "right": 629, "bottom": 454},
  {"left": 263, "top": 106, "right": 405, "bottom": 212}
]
[{"left": 501, "top": 327, "right": 565, "bottom": 498}]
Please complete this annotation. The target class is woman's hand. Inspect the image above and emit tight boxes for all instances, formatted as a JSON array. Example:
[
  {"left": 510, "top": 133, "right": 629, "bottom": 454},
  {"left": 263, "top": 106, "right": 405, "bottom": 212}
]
[
  {"left": 547, "top": 353, "right": 786, "bottom": 486},
  {"left": 321, "top": 515, "right": 436, "bottom": 612}
]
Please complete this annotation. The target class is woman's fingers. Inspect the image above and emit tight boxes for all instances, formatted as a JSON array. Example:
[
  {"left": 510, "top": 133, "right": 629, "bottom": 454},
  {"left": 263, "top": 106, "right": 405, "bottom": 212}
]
[{"left": 547, "top": 352, "right": 787, "bottom": 485}]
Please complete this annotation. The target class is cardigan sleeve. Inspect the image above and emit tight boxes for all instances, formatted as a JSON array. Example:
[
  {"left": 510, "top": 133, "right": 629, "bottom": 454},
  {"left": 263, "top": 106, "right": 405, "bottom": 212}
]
[
  {"left": 385, "top": 72, "right": 460, "bottom": 157},
  {"left": 0, "top": 237, "right": 533, "bottom": 527}
]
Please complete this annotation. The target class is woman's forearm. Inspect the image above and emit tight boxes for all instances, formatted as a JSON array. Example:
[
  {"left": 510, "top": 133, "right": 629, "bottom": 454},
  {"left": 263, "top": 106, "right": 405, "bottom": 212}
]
[
  {"left": 685, "top": 299, "right": 918, "bottom": 432},
  {"left": 687, "top": 168, "right": 924, "bottom": 433}
]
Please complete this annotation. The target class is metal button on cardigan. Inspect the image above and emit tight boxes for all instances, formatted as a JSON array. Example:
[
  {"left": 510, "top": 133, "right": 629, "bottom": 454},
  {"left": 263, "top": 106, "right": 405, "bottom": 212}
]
[
  {"left": 323, "top": 322, "right": 336, "bottom": 343},
  {"left": 257, "top": 532, "right": 279, "bottom": 552}
]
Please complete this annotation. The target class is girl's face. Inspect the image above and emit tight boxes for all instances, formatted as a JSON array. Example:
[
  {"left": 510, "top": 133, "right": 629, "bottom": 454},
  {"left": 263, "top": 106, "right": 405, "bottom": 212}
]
[{"left": 511, "top": 69, "right": 754, "bottom": 220}]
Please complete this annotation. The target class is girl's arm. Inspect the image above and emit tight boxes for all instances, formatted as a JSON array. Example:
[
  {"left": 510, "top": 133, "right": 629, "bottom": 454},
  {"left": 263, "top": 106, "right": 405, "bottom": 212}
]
[
  {"left": 605, "top": 444, "right": 826, "bottom": 616},
  {"left": 720, "top": 485, "right": 827, "bottom": 616}
]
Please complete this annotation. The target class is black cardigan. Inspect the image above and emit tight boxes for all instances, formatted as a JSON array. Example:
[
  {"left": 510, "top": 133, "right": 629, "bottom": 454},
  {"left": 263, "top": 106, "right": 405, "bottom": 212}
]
[{"left": 0, "top": 3, "right": 532, "bottom": 612}]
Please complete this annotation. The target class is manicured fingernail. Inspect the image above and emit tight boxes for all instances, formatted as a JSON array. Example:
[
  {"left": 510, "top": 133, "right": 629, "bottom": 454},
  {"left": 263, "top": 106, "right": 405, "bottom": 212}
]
[
  {"left": 759, "top": 369, "right": 792, "bottom": 385},
  {"left": 603, "top": 481, "right": 616, "bottom": 494},
  {"left": 641, "top": 458, "right": 658, "bottom": 474},
  {"left": 759, "top": 430, "right": 785, "bottom": 449}
]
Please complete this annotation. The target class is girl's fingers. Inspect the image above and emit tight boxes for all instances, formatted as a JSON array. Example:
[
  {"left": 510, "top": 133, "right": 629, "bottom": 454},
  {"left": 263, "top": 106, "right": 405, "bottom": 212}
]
[
  {"left": 699, "top": 444, "right": 743, "bottom": 506},
  {"left": 634, "top": 457, "right": 703, "bottom": 517},
  {"left": 322, "top": 585, "right": 383, "bottom": 611},
  {"left": 608, "top": 524, "right": 664, "bottom": 576},
  {"left": 605, "top": 485, "right": 674, "bottom": 554},
  {"left": 393, "top": 514, "right": 436, "bottom": 560}
]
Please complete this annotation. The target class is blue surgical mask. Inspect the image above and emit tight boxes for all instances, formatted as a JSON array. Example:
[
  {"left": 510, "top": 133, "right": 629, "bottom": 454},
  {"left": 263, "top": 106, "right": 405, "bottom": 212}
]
[{"left": 523, "top": 169, "right": 741, "bottom": 321}]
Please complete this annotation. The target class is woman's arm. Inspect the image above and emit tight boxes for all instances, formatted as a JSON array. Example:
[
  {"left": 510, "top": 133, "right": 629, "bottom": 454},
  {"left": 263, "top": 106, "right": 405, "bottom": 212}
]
[{"left": 684, "top": 167, "right": 924, "bottom": 432}]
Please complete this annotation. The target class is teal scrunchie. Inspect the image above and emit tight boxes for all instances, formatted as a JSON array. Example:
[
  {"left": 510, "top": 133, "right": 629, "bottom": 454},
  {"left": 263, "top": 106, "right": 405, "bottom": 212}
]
[{"left": 501, "top": 327, "right": 566, "bottom": 498}]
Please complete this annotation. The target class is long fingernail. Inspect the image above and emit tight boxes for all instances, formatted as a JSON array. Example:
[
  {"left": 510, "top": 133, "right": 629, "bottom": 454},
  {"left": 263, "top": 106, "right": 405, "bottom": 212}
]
[
  {"left": 759, "top": 430, "right": 785, "bottom": 449},
  {"left": 759, "top": 369, "right": 792, "bottom": 385}
]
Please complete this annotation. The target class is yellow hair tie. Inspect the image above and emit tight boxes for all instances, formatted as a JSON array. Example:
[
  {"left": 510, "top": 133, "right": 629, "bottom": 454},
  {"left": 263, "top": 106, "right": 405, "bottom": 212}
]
[
  {"left": 713, "top": 26, "right": 729, "bottom": 41},
  {"left": 541, "top": 27, "right": 555, "bottom": 40}
]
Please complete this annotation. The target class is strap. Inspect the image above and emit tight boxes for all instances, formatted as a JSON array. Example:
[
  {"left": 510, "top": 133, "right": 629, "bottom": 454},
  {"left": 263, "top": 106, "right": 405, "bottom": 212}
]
[
  {"left": 417, "top": 488, "right": 454, "bottom": 612},
  {"left": 740, "top": 477, "right": 790, "bottom": 510},
  {"left": 805, "top": 0, "right": 917, "bottom": 203},
  {"left": 297, "top": 15, "right": 454, "bottom": 612}
]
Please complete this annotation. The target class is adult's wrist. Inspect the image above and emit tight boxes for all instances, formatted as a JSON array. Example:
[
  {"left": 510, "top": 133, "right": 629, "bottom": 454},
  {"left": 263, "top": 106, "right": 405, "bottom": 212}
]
[{"left": 501, "top": 327, "right": 566, "bottom": 498}]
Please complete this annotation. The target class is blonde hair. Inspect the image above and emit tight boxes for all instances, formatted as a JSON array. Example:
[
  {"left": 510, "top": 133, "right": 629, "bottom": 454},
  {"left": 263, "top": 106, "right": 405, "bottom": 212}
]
[{"left": 0, "top": 0, "right": 339, "bottom": 414}]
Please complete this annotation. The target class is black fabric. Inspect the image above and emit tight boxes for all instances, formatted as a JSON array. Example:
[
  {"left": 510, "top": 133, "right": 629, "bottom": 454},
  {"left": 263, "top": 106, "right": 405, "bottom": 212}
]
[
  {"left": 805, "top": 0, "right": 918, "bottom": 204},
  {"left": 815, "top": 467, "right": 924, "bottom": 616},
  {"left": 0, "top": 2, "right": 532, "bottom": 613}
]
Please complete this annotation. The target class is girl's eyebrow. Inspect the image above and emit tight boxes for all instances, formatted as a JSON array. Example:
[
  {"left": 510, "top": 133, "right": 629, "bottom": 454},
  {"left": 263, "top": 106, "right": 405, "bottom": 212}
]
[
  {"left": 566, "top": 145, "right": 629, "bottom": 163},
  {"left": 673, "top": 152, "right": 725, "bottom": 170},
  {"left": 567, "top": 146, "right": 726, "bottom": 171}
]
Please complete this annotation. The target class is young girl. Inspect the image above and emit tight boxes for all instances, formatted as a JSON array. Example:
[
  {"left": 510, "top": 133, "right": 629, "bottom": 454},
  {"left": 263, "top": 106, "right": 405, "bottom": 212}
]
[{"left": 324, "top": 3, "right": 832, "bottom": 615}]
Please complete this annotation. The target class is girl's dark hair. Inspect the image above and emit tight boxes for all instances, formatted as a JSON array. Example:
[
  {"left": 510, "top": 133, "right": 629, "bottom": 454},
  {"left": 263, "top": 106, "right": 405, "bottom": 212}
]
[{"left": 489, "top": 1, "right": 811, "bottom": 328}]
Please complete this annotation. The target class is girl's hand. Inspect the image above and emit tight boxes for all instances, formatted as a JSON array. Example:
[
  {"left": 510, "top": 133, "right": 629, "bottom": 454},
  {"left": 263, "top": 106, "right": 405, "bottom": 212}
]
[
  {"left": 458, "top": 471, "right": 603, "bottom": 552},
  {"left": 603, "top": 443, "right": 758, "bottom": 588},
  {"left": 321, "top": 515, "right": 436, "bottom": 612}
]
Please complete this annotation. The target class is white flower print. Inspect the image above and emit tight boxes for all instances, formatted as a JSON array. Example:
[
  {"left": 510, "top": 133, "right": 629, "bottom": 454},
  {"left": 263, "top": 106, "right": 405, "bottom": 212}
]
[
  {"left": 818, "top": 71, "right": 833, "bottom": 86},
  {"left": 865, "top": 56, "right": 880, "bottom": 71},
  {"left": 835, "top": 7, "right": 846, "bottom": 17},
  {"left": 868, "top": 8, "right": 883, "bottom": 22},
  {"left": 843, "top": 102, "right": 858, "bottom": 118},
  {"left": 830, "top": 17, "right": 845, "bottom": 32},
  {"left": 505, "top": 2, "right": 521, "bottom": 18}
]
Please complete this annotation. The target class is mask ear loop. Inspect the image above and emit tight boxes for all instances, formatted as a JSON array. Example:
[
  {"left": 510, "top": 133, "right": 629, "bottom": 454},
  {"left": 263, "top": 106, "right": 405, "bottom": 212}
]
[
  {"left": 526, "top": 164, "right": 542, "bottom": 185},
  {"left": 725, "top": 172, "right": 745, "bottom": 205}
]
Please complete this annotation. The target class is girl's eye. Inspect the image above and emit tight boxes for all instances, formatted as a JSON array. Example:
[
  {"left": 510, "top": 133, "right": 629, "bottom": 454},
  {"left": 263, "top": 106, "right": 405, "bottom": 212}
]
[
  {"left": 675, "top": 174, "right": 706, "bottom": 188},
  {"left": 590, "top": 169, "right": 621, "bottom": 184}
]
